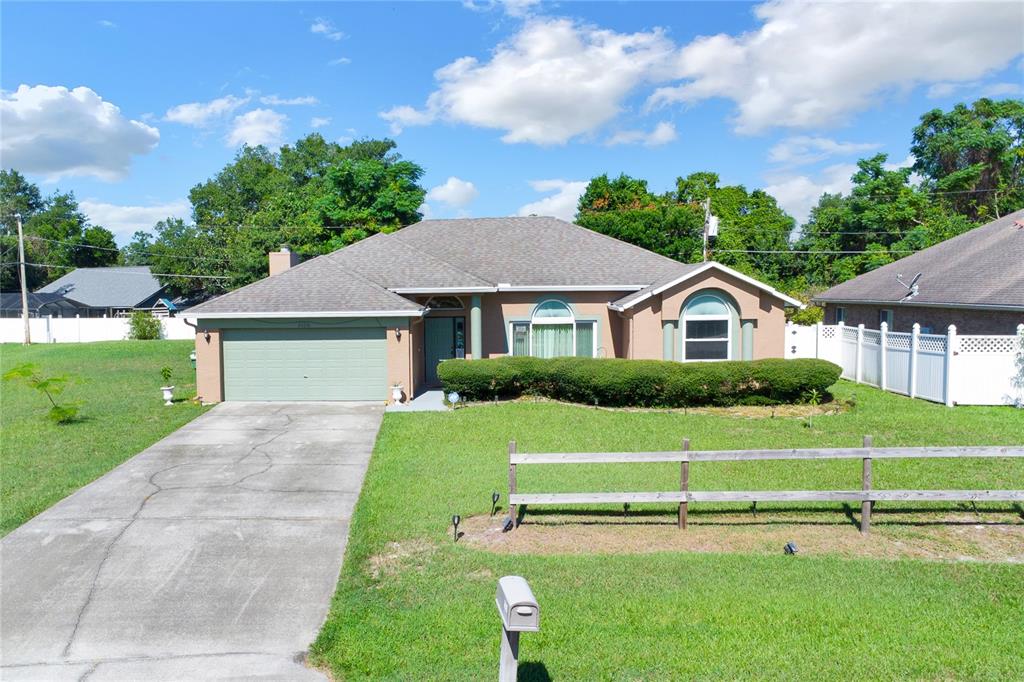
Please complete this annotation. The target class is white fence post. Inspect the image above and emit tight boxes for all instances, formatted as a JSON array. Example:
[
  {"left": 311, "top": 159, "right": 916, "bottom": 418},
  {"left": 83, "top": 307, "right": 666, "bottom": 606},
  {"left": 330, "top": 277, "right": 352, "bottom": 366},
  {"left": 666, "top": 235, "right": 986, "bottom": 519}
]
[
  {"left": 814, "top": 322, "right": 822, "bottom": 360},
  {"left": 909, "top": 323, "right": 920, "bottom": 399},
  {"left": 944, "top": 324, "right": 957, "bottom": 407},
  {"left": 855, "top": 324, "right": 864, "bottom": 383},
  {"left": 879, "top": 321, "right": 888, "bottom": 391},
  {"left": 76, "top": 314, "right": 81, "bottom": 343}
]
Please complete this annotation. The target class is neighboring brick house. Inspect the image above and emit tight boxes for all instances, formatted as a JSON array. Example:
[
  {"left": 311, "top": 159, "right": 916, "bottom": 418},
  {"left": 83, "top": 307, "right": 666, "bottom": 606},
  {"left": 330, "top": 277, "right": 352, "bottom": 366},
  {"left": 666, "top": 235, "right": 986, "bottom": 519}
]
[
  {"left": 186, "top": 217, "right": 802, "bottom": 403},
  {"left": 814, "top": 209, "right": 1024, "bottom": 335}
]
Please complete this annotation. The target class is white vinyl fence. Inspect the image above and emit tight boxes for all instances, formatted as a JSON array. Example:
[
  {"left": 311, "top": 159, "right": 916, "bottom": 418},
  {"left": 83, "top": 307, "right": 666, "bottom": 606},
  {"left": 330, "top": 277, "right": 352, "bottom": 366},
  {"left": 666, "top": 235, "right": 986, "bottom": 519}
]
[
  {"left": 786, "top": 321, "right": 1024, "bottom": 407},
  {"left": 0, "top": 316, "right": 195, "bottom": 343}
]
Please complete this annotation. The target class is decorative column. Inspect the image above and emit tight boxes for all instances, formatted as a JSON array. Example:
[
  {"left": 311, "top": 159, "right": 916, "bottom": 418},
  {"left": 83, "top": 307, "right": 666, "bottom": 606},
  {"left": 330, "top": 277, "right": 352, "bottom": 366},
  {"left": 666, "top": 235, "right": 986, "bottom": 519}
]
[
  {"left": 470, "top": 295, "right": 482, "bottom": 360},
  {"left": 662, "top": 320, "right": 673, "bottom": 361},
  {"left": 742, "top": 320, "right": 754, "bottom": 360}
]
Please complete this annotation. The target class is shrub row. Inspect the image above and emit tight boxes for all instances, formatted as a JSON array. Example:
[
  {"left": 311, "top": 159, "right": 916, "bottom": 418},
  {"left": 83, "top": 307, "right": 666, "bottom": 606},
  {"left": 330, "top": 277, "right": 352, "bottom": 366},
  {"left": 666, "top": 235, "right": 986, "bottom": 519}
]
[{"left": 437, "top": 356, "right": 841, "bottom": 408}]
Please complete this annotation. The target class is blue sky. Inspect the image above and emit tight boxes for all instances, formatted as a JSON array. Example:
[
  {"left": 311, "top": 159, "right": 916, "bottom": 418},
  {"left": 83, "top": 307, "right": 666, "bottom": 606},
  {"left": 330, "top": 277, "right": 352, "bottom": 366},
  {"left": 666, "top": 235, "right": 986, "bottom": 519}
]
[{"left": 3, "top": 1, "right": 1022, "bottom": 243}]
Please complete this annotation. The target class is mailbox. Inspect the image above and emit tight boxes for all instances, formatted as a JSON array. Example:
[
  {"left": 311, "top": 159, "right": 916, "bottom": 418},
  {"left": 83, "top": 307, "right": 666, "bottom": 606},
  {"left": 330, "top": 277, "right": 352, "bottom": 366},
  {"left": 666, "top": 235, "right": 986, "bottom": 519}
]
[{"left": 495, "top": 576, "right": 539, "bottom": 632}]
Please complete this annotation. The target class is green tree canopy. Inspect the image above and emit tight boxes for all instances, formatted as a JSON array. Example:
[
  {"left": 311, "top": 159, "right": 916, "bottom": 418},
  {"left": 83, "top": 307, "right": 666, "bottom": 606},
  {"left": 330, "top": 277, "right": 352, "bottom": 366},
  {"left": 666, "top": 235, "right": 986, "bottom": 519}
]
[
  {"left": 0, "top": 170, "right": 118, "bottom": 290},
  {"left": 911, "top": 98, "right": 1024, "bottom": 220},
  {"left": 135, "top": 135, "right": 426, "bottom": 297}
]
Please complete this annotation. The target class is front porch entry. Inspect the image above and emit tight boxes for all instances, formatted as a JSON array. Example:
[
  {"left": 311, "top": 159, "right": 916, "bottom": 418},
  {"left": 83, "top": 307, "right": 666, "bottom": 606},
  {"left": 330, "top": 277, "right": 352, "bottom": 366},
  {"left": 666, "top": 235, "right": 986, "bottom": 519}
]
[{"left": 424, "top": 316, "right": 466, "bottom": 386}]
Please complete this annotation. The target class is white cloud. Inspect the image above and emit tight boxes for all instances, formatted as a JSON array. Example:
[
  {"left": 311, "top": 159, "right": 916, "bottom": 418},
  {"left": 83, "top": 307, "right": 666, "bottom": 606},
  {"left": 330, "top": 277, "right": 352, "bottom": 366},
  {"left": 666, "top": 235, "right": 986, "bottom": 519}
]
[
  {"left": 259, "top": 95, "right": 318, "bottom": 106},
  {"left": 426, "top": 177, "right": 479, "bottom": 208},
  {"left": 648, "top": 0, "right": 1024, "bottom": 133},
  {"left": 418, "top": 202, "right": 433, "bottom": 220},
  {"left": 606, "top": 121, "right": 677, "bottom": 147},
  {"left": 328, "top": 56, "right": 352, "bottom": 66},
  {"left": 97, "top": 19, "right": 117, "bottom": 28},
  {"left": 226, "top": 109, "right": 287, "bottom": 148},
  {"left": 927, "top": 80, "right": 1022, "bottom": 99},
  {"left": 165, "top": 94, "right": 249, "bottom": 127},
  {"left": 380, "top": 18, "right": 677, "bottom": 144},
  {"left": 462, "top": 0, "right": 541, "bottom": 17},
  {"left": 310, "top": 116, "right": 331, "bottom": 129},
  {"left": 311, "top": 18, "right": 344, "bottom": 41},
  {"left": 0, "top": 84, "right": 159, "bottom": 182},
  {"left": 768, "top": 136, "right": 880, "bottom": 166},
  {"left": 381, "top": 105, "right": 437, "bottom": 135},
  {"left": 517, "top": 179, "right": 588, "bottom": 221},
  {"left": 764, "top": 164, "right": 856, "bottom": 227},
  {"left": 80, "top": 198, "right": 190, "bottom": 244}
]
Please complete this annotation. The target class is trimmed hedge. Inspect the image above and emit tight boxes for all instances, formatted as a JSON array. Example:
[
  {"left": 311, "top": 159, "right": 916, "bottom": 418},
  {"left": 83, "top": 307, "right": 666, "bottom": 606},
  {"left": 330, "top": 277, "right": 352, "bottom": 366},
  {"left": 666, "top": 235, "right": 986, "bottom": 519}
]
[{"left": 437, "top": 356, "right": 841, "bottom": 408}]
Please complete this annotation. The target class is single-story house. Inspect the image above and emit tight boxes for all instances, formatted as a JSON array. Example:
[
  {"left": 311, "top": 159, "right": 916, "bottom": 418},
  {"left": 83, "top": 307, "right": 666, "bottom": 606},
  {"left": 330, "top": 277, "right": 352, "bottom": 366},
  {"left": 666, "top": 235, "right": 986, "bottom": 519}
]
[
  {"left": 186, "top": 217, "right": 802, "bottom": 403},
  {"left": 814, "top": 209, "right": 1024, "bottom": 334},
  {"left": 0, "top": 292, "right": 89, "bottom": 318},
  {"left": 35, "top": 266, "right": 174, "bottom": 318}
]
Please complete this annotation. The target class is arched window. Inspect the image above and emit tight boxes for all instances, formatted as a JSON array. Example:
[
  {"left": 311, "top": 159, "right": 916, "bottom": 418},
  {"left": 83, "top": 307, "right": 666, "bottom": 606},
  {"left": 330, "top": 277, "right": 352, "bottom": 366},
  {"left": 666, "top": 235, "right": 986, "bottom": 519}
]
[
  {"left": 424, "top": 295, "right": 464, "bottom": 310},
  {"left": 682, "top": 293, "right": 732, "bottom": 361},
  {"left": 510, "top": 299, "right": 596, "bottom": 358}
]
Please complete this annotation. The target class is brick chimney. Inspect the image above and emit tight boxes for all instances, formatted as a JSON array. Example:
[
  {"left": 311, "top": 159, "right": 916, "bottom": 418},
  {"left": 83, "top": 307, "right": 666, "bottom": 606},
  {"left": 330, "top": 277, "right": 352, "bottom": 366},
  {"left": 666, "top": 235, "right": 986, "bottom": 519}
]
[{"left": 269, "top": 245, "right": 299, "bottom": 276}]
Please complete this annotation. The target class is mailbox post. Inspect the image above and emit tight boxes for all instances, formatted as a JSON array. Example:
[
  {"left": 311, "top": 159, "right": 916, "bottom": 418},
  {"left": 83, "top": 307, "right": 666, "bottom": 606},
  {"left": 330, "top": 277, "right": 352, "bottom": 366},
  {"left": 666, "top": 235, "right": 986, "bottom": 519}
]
[{"left": 495, "top": 576, "right": 539, "bottom": 682}]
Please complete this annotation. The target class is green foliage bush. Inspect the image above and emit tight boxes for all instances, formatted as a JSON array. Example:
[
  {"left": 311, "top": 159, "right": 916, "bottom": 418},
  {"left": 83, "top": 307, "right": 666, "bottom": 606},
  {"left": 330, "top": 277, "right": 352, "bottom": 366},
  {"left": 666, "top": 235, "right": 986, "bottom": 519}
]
[
  {"left": 128, "top": 311, "right": 162, "bottom": 340},
  {"left": 438, "top": 357, "right": 841, "bottom": 408}
]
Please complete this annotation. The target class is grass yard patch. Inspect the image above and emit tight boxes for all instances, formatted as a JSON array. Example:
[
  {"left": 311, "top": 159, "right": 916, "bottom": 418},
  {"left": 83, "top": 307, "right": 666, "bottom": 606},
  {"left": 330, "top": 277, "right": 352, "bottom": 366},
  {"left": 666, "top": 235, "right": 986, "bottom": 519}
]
[
  {"left": 1, "top": 341, "right": 207, "bottom": 534},
  {"left": 312, "top": 382, "right": 1024, "bottom": 680}
]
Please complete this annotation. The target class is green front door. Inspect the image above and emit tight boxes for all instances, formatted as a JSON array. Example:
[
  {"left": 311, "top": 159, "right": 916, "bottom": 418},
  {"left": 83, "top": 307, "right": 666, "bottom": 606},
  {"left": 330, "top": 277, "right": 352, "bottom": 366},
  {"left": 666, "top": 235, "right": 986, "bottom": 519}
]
[
  {"left": 222, "top": 326, "right": 387, "bottom": 400},
  {"left": 424, "top": 317, "right": 465, "bottom": 386}
]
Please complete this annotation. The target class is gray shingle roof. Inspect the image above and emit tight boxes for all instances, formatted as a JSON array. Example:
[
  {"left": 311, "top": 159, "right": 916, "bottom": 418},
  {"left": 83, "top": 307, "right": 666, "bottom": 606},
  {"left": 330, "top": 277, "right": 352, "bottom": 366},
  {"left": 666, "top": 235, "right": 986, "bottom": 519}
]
[
  {"left": 391, "top": 217, "right": 687, "bottom": 286},
  {"left": 186, "top": 254, "right": 422, "bottom": 316},
  {"left": 814, "top": 209, "right": 1024, "bottom": 309},
  {"left": 36, "top": 266, "right": 164, "bottom": 308},
  {"left": 189, "top": 216, "right": 794, "bottom": 316}
]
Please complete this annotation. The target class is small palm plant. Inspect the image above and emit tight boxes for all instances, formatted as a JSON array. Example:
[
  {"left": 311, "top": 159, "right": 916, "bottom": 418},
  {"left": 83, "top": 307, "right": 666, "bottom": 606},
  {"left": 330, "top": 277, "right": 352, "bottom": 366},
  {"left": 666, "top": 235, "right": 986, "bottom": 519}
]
[
  {"left": 3, "top": 363, "right": 82, "bottom": 424},
  {"left": 803, "top": 388, "right": 822, "bottom": 428}
]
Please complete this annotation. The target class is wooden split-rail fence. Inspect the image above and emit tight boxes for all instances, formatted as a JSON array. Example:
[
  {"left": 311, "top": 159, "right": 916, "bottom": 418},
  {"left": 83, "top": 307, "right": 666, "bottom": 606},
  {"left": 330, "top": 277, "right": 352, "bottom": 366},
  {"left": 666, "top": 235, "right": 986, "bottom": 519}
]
[{"left": 506, "top": 439, "right": 1024, "bottom": 533}]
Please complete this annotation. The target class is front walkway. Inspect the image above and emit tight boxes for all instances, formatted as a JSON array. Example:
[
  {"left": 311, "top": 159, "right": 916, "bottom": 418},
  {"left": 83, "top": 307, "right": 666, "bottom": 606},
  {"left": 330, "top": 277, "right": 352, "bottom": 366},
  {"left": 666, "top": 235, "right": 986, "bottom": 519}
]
[{"left": 0, "top": 402, "right": 383, "bottom": 681}]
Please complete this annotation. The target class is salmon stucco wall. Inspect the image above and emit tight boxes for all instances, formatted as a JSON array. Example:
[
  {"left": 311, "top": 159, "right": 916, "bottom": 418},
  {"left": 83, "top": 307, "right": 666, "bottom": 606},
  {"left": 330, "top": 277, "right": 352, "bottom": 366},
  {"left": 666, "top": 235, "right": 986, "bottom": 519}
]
[
  {"left": 194, "top": 329, "right": 223, "bottom": 403},
  {"left": 629, "top": 269, "right": 787, "bottom": 360},
  {"left": 478, "top": 291, "right": 625, "bottom": 358},
  {"left": 386, "top": 320, "right": 414, "bottom": 403}
]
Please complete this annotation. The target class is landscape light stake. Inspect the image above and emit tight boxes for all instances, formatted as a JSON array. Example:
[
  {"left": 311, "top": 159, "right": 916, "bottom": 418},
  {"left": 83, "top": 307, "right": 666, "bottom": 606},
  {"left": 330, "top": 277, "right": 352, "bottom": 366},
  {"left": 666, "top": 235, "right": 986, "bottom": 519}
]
[
  {"left": 491, "top": 491, "right": 500, "bottom": 517},
  {"left": 452, "top": 514, "right": 461, "bottom": 542}
]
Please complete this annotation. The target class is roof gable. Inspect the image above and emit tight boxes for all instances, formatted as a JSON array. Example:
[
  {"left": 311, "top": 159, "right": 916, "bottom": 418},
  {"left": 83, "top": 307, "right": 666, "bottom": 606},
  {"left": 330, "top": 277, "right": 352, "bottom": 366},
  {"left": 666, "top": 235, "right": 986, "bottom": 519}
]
[{"left": 611, "top": 262, "right": 803, "bottom": 310}]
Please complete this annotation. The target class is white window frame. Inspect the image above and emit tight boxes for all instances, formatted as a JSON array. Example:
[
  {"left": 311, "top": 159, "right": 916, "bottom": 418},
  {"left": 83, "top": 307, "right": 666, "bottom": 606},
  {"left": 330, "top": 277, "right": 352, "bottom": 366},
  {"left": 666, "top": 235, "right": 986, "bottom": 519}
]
[
  {"left": 682, "top": 293, "right": 732, "bottom": 362},
  {"left": 508, "top": 300, "right": 598, "bottom": 358},
  {"left": 835, "top": 306, "right": 847, "bottom": 324},
  {"left": 879, "top": 308, "right": 893, "bottom": 328}
]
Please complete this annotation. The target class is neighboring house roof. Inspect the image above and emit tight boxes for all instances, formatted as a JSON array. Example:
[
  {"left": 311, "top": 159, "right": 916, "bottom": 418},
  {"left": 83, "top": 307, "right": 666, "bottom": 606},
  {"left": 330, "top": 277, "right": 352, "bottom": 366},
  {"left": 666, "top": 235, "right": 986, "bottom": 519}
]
[
  {"left": 36, "top": 266, "right": 165, "bottom": 309},
  {"left": 814, "top": 209, "right": 1024, "bottom": 310},
  {"left": 0, "top": 292, "right": 87, "bottom": 313},
  {"left": 189, "top": 216, "right": 799, "bottom": 317}
]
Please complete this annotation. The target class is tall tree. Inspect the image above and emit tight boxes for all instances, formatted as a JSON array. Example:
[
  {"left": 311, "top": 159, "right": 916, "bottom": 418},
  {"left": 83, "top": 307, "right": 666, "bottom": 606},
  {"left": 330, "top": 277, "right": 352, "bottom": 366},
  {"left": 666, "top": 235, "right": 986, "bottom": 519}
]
[
  {"left": 576, "top": 172, "right": 796, "bottom": 287},
  {"left": 911, "top": 98, "right": 1024, "bottom": 220},
  {"left": 141, "top": 135, "right": 426, "bottom": 297},
  {"left": 0, "top": 171, "right": 118, "bottom": 290}
]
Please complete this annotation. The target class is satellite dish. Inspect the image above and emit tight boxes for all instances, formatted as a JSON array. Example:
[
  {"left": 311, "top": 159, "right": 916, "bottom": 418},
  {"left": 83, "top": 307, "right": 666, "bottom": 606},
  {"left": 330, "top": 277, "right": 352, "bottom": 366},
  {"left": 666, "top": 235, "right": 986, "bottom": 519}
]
[{"left": 896, "top": 273, "right": 922, "bottom": 300}]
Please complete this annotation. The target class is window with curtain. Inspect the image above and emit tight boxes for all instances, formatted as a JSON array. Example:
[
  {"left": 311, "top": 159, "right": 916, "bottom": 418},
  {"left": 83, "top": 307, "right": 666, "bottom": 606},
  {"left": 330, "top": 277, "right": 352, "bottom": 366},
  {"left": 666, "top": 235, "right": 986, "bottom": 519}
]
[
  {"left": 682, "top": 293, "right": 731, "bottom": 361},
  {"left": 509, "top": 300, "right": 596, "bottom": 358}
]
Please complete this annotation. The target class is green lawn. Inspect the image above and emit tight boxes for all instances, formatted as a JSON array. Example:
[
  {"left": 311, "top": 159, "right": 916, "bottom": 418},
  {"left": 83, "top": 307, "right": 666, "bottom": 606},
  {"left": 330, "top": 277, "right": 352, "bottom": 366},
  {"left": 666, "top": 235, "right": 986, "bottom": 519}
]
[
  {"left": 1, "top": 341, "right": 208, "bottom": 535},
  {"left": 312, "top": 383, "right": 1024, "bottom": 680}
]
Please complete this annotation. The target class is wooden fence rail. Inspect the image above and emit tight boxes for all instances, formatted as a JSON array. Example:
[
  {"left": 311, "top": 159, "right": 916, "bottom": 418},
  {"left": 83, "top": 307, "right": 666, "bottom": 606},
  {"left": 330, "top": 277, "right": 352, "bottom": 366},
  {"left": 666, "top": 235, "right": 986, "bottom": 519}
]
[{"left": 506, "top": 438, "right": 1024, "bottom": 534}]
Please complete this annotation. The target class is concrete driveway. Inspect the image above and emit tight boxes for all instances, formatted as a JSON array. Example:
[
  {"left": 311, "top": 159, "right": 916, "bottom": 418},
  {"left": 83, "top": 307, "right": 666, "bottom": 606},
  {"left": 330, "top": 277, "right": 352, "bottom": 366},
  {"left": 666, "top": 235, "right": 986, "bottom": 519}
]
[{"left": 1, "top": 402, "right": 383, "bottom": 681}]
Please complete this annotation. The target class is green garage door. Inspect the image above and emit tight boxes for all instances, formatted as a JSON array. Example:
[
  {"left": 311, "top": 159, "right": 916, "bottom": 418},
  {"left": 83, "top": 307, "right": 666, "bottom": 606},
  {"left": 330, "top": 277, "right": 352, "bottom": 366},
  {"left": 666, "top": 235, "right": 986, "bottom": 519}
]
[{"left": 222, "top": 327, "right": 387, "bottom": 401}]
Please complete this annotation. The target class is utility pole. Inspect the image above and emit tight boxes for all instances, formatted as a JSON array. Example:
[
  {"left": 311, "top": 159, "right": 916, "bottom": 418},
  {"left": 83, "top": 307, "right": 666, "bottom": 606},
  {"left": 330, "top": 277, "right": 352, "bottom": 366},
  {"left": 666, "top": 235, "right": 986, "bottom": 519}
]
[
  {"left": 701, "top": 198, "right": 718, "bottom": 262},
  {"left": 15, "top": 213, "right": 31, "bottom": 344}
]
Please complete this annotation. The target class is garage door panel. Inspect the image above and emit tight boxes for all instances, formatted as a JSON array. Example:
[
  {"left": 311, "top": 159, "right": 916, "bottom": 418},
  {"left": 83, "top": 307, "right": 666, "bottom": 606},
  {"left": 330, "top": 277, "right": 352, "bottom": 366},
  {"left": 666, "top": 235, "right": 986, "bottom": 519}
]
[{"left": 223, "top": 327, "right": 386, "bottom": 401}]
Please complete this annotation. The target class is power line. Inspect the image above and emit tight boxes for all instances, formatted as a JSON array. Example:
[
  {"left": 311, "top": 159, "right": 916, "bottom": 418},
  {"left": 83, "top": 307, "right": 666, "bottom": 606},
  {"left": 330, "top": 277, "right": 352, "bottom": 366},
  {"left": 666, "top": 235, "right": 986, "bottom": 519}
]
[
  {"left": 714, "top": 249, "right": 918, "bottom": 255},
  {"left": 27, "top": 236, "right": 231, "bottom": 264},
  {"left": 0, "top": 261, "right": 230, "bottom": 279}
]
